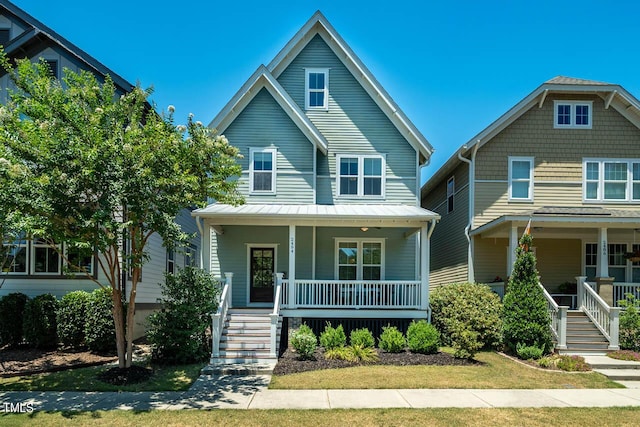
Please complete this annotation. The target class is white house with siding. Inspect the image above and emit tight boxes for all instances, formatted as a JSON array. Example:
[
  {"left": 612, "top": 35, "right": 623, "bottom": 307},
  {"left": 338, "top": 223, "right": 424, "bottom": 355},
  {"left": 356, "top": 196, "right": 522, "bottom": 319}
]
[{"left": 194, "top": 11, "right": 439, "bottom": 365}]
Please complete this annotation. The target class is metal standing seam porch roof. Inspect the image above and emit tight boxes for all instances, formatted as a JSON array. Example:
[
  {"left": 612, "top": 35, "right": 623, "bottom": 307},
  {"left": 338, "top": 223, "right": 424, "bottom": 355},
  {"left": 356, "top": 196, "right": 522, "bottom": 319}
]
[{"left": 192, "top": 204, "right": 439, "bottom": 227}]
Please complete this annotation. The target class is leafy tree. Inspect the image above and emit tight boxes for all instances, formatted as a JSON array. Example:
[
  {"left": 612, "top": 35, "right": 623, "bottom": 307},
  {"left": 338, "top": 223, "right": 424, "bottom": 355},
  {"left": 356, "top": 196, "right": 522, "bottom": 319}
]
[
  {"left": 0, "top": 53, "right": 243, "bottom": 367},
  {"left": 502, "top": 231, "right": 553, "bottom": 355}
]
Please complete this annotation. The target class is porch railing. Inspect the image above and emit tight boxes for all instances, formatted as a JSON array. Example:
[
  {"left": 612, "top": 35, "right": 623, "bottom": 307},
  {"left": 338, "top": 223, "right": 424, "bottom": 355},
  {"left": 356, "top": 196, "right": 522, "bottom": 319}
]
[
  {"left": 280, "top": 280, "right": 421, "bottom": 309},
  {"left": 577, "top": 276, "right": 620, "bottom": 350},
  {"left": 210, "top": 273, "right": 233, "bottom": 364},
  {"left": 539, "top": 282, "right": 567, "bottom": 350},
  {"left": 269, "top": 273, "right": 284, "bottom": 358},
  {"left": 613, "top": 283, "right": 640, "bottom": 307}
]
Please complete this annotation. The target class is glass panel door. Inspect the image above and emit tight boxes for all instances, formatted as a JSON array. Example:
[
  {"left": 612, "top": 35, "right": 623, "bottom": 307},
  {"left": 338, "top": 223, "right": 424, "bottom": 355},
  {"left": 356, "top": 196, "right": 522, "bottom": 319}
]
[{"left": 250, "top": 247, "right": 275, "bottom": 303}]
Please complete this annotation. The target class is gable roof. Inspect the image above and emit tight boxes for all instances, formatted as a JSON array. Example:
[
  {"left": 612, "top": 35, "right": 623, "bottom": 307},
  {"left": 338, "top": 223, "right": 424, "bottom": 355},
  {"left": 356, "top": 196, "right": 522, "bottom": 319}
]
[
  {"left": 0, "top": 0, "right": 133, "bottom": 93},
  {"left": 422, "top": 76, "right": 640, "bottom": 196},
  {"left": 211, "top": 11, "right": 432, "bottom": 161},
  {"left": 208, "top": 65, "right": 329, "bottom": 154}
]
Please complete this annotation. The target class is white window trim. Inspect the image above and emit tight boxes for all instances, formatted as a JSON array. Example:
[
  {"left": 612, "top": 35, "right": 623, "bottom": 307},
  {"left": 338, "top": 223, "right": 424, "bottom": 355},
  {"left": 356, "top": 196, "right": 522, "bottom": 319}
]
[
  {"left": 334, "top": 238, "right": 385, "bottom": 280},
  {"left": 64, "top": 244, "right": 95, "bottom": 276},
  {"left": 2, "top": 240, "right": 28, "bottom": 275},
  {"left": 249, "top": 147, "right": 277, "bottom": 195},
  {"left": 166, "top": 249, "right": 175, "bottom": 274},
  {"left": 582, "top": 158, "right": 640, "bottom": 203},
  {"left": 508, "top": 156, "right": 534, "bottom": 202},
  {"left": 554, "top": 100, "right": 593, "bottom": 129},
  {"left": 31, "top": 239, "right": 62, "bottom": 276},
  {"left": 336, "top": 154, "right": 386, "bottom": 199},
  {"left": 305, "top": 68, "right": 329, "bottom": 110}
]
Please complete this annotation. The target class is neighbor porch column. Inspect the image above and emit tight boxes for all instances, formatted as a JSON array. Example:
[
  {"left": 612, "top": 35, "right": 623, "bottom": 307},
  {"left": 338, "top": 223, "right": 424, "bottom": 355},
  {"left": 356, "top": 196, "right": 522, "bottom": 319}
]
[
  {"left": 597, "top": 227, "right": 609, "bottom": 278},
  {"left": 420, "top": 223, "right": 429, "bottom": 312},
  {"left": 288, "top": 224, "right": 297, "bottom": 309},
  {"left": 508, "top": 225, "right": 518, "bottom": 277}
]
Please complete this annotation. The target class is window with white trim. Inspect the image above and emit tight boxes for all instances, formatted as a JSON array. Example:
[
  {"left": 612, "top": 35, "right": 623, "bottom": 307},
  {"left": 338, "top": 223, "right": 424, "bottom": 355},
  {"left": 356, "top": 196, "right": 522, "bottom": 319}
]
[
  {"left": 609, "top": 243, "right": 627, "bottom": 282},
  {"left": 250, "top": 148, "right": 276, "bottom": 194},
  {"left": 32, "top": 238, "right": 61, "bottom": 275},
  {"left": 554, "top": 100, "right": 592, "bottom": 129},
  {"left": 337, "top": 155, "right": 384, "bottom": 198},
  {"left": 336, "top": 239, "right": 384, "bottom": 280},
  {"left": 166, "top": 249, "right": 175, "bottom": 274},
  {"left": 583, "top": 159, "right": 640, "bottom": 202},
  {"left": 305, "top": 68, "right": 329, "bottom": 110},
  {"left": 185, "top": 243, "right": 198, "bottom": 267},
  {"left": 508, "top": 157, "right": 533, "bottom": 201},
  {"left": 2, "top": 238, "right": 94, "bottom": 276},
  {"left": 585, "top": 243, "right": 597, "bottom": 281},
  {"left": 447, "top": 176, "right": 455, "bottom": 213},
  {"left": 65, "top": 244, "right": 94, "bottom": 275},
  {"left": 2, "top": 238, "right": 28, "bottom": 274}
]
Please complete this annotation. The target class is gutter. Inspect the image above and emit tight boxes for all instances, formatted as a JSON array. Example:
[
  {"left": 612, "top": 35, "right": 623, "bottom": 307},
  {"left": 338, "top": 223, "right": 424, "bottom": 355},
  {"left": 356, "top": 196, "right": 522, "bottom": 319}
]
[{"left": 457, "top": 141, "right": 480, "bottom": 283}]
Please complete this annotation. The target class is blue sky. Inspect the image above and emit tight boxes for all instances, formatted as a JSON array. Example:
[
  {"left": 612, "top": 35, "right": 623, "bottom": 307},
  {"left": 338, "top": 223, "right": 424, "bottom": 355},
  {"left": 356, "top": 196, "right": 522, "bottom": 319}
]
[{"left": 11, "top": 0, "right": 640, "bottom": 182}]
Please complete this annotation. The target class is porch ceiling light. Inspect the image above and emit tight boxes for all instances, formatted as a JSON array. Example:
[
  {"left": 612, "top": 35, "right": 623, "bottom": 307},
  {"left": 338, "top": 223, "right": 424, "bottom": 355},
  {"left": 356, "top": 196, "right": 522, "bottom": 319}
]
[{"left": 360, "top": 227, "right": 369, "bottom": 232}]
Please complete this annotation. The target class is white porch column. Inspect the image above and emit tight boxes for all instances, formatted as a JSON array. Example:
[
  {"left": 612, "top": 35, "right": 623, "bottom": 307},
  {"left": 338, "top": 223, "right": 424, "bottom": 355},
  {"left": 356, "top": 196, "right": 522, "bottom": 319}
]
[
  {"left": 288, "top": 224, "right": 297, "bottom": 309},
  {"left": 508, "top": 225, "right": 518, "bottom": 277},
  {"left": 597, "top": 227, "right": 609, "bottom": 278},
  {"left": 420, "top": 223, "right": 429, "bottom": 312}
]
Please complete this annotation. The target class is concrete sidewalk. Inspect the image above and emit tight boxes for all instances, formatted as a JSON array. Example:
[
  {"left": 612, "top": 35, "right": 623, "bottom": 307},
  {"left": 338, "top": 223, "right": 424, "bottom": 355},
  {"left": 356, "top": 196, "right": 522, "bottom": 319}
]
[{"left": 2, "top": 374, "right": 640, "bottom": 411}]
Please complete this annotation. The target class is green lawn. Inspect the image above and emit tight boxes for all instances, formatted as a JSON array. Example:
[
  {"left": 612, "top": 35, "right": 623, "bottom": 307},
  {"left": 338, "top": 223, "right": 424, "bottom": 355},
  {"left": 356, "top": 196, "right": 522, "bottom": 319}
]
[
  {"left": 269, "top": 351, "right": 622, "bottom": 389},
  {"left": 2, "top": 408, "right": 640, "bottom": 427},
  {"left": 0, "top": 363, "right": 204, "bottom": 392}
]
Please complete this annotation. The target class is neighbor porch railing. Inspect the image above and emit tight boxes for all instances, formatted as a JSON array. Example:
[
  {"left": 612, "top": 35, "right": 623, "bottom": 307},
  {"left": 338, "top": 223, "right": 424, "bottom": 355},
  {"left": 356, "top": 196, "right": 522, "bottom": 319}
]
[
  {"left": 280, "top": 280, "right": 421, "bottom": 309},
  {"left": 539, "top": 282, "right": 568, "bottom": 350},
  {"left": 613, "top": 282, "right": 640, "bottom": 306},
  {"left": 210, "top": 272, "right": 233, "bottom": 364},
  {"left": 577, "top": 276, "right": 620, "bottom": 350}
]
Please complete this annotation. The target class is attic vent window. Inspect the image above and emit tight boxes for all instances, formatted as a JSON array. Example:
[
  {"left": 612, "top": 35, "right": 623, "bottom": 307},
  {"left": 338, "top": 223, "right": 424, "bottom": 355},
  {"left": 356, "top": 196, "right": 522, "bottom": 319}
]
[
  {"left": 554, "top": 100, "right": 592, "bottom": 129},
  {"left": 305, "top": 68, "right": 329, "bottom": 110}
]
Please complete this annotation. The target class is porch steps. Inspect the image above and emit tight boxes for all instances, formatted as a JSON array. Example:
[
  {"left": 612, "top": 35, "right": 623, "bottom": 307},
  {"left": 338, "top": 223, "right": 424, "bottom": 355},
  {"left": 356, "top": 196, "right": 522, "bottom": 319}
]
[
  {"left": 559, "top": 311, "right": 610, "bottom": 355},
  {"left": 583, "top": 355, "right": 640, "bottom": 384},
  {"left": 207, "top": 308, "right": 282, "bottom": 372}
]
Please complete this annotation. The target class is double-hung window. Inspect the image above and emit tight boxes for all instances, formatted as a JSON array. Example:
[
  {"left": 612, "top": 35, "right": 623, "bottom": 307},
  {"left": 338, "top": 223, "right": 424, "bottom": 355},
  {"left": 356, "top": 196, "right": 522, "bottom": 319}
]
[
  {"left": 554, "top": 100, "right": 592, "bottom": 129},
  {"left": 337, "top": 155, "right": 384, "bottom": 198},
  {"left": 336, "top": 239, "right": 384, "bottom": 280},
  {"left": 32, "top": 238, "right": 61, "bottom": 275},
  {"left": 305, "top": 68, "right": 329, "bottom": 110},
  {"left": 2, "top": 238, "right": 28, "bottom": 274},
  {"left": 508, "top": 157, "right": 533, "bottom": 201},
  {"left": 583, "top": 159, "right": 640, "bottom": 202},
  {"left": 250, "top": 148, "right": 277, "bottom": 194},
  {"left": 65, "top": 244, "right": 94, "bottom": 275},
  {"left": 2, "top": 239, "right": 94, "bottom": 276},
  {"left": 166, "top": 249, "right": 175, "bottom": 274}
]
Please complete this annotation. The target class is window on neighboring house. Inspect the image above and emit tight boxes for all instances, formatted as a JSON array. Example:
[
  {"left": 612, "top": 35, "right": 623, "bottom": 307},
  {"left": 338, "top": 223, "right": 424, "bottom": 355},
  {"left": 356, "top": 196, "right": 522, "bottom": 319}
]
[
  {"left": 185, "top": 243, "right": 198, "bottom": 267},
  {"left": 585, "top": 243, "right": 597, "bottom": 281},
  {"left": 32, "top": 238, "right": 61, "bottom": 275},
  {"left": 0, "top": 28, "right": 11, "bottom": 45},
  {"left": 554, "top": 100, "right": 592, "bottom": 129},
  {"left": 609, "top": 243, "right": 627, "bottom": 282},
  {"left": 447, "top": 176, "right": 455, "bottom": 213},
  {"left": 166, "top": 249, "right": 175, "bottom": 274},
  {"left": 583, "top": 159, "right": 640, "bottom": 202},
  {"left": 305, "top": 68, "right": 329, "bottom": 110},
  {"left": 337, "top": 155, "right": 384, "bottom": 198},
  {"left": 336, "top": 239, "right": 384, "bottom": 280},
  {"left": 508, "top": 157, "right": 533, "bottom": 201},
  {"left": 250, "top": 148, "right": 276, "bottom": 194}
]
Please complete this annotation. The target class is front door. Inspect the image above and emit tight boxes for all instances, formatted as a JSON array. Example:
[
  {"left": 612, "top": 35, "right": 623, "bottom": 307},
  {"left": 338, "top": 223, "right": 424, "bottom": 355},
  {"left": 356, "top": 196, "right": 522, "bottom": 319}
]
[{"left": 250, "top": 247, "right": 275, "bottom": 303}]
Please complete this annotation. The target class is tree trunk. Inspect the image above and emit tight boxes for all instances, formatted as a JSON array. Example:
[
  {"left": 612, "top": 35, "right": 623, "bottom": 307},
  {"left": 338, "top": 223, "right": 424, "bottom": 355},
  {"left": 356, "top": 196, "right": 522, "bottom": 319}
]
[
  {"left": 112, "top": 289, "right": 127, "bottom": 369},
  {"left": 125, "top": 270, "right": 139, "bottom": 368}
]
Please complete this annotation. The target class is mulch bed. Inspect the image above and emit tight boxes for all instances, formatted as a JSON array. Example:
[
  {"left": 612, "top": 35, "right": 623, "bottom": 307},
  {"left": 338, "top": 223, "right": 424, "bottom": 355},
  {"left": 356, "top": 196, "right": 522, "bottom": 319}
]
[{"left": 273, "top": 348, "right": 481, "bottom": 375}]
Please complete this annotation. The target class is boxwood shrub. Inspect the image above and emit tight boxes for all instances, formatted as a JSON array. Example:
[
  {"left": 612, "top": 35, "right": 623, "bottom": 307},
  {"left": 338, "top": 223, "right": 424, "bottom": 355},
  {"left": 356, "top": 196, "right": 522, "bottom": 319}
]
[
  {"left": 378, "top": 325, "right": 406, "bottom": 353},
  {"left": 349, "top": 327, "right": 375, "bottom": 348},
  {"left": 319, "top": 323, "right": 346, "bottom": 350},
  {"left": 0, "top": 292, "right": 29, "bottom": 347},
  {"left": 57, "top": 290, "right": 91, "bottom": 348},
  {"left": 23, "top": 293, "right": 58, "bottom": 348},
  {"left": 84, "top": 287, "right": 116, "bottom": 353},
  {"left": 406, "top": 320, "right": 439, "bottom": 354}
]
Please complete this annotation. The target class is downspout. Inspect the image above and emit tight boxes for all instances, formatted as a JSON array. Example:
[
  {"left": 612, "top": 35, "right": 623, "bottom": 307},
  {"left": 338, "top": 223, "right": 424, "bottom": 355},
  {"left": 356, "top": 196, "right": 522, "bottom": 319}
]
[{"left": 457, "top": 141, "right": 480, "bottom": 283}]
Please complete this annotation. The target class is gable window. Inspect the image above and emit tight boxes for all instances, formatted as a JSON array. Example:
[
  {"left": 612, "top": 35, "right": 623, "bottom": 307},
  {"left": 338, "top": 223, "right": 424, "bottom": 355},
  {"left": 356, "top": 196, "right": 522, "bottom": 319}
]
[
  {"left": 337, "top": 155, "right": 384, "bottom": 198},
  {"left": 166, "top": 249, "right": 175, "bottom": 274},
  {"left": 250, "top": 148, "right": 277, "bottom": 194},
  {"left": 44, "top": 59, "right": 59, "bottom": 79},
  {"left": 305, "top": 68, "right": 329, "bottom": 110},
  {"left": 583, "top": 159, "right": 640, "bottom": 202},
  {"left": 0, "top": 28, "right": 10, "bottom": 45},
  {"left": 508, "top": 157, "right": 533, "bottom": 201},
  {"left": 447, "top": 176, "right": 455, "bottom": 213},
  {"left": 554, "top": 101, "right": 592, "bottom": 129},
  {"left": 336, "top": 239, "right": 384, "bottom": 280}
]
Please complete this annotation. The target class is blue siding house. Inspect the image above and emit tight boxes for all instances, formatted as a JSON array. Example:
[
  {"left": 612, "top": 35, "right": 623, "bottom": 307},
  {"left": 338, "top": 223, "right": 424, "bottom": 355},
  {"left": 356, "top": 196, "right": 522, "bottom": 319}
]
[{"left": 194, "top": 12, "right": 439, "bottom": 364}]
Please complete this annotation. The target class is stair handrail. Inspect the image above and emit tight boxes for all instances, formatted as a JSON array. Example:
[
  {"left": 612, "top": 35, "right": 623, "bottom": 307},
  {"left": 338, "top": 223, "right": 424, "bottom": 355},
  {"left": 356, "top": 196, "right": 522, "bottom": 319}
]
[
  {"left": 269, "top": 273, "right": 284, "bottom": 358},
  {"left": 576, "top": 276, "right": 620, "bottom": 350},
  {"left": 538, "top": 282, "right": 568, "bottom": 350},
  {"left": 210, "top": 272, "right": 233, "bottom": 364}
]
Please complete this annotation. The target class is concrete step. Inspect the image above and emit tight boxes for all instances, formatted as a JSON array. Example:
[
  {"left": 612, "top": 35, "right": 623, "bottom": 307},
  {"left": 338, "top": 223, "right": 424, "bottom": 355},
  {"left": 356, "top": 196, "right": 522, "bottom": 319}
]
[
  {"left": 583, "top": 355, "right": 640, "bottom": 370},
  {"left": 594, "top": 369, "right": 640, "bottom": 381},
  {"left": 201, "top": 362, "right": 276, "bottom": 375}
]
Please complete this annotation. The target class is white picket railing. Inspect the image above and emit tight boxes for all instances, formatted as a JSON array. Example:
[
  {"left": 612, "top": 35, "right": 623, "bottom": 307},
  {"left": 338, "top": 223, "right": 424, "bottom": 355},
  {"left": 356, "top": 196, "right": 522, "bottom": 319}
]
[
  {"left": 613, "top": 283, "right": 640, "bottom": 307},
  {"left": 577, "top": 276, "right": 620, "bottom": 350},
  {"left": 539, "top": 283, "right": 567, "bottom": 350},
  {"left": 210, "top": 273, "right": 233, "bottom": 364},
  {"left": 269, "top": 273, "right": 284, "bottom": 358},
  {"left": 281, "top": 280, "right": 421, "bottom": 309}
]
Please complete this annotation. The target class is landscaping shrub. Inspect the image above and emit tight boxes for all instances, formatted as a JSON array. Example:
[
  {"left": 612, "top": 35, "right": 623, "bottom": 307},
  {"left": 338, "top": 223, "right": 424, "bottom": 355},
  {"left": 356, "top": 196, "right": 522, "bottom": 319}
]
[
  {"left": 431, "top": 282, "right": 502, "bottom": 359},
  {"left": 84, "top": 287, "right": 116, "bottom": 353},
  {"left": 23, "top": 293, "right": 58, "bottom": 348},
  {"left": 515, "top": 342, "right": 544, "bottom": 360},
  {"left": 148, "top": 266, "right": 220, "bottom": 364},
  {"left": 618, "top": 294, "right": 640, "bottom": 351},
  {"left": 350, "top": 327, "right": 374, "bottom": 348},
  {"left": 57, "top": 290, "right": 91, "bottom": 348},
  {"left": 556, "top": 355, "right": 590, "bottom": 372},
  {"left": 290, "top": 325, "right": 317, "bottom": 360},
  {"left": 378, "top": 325, "right": 406, "bottom": 353},
  {"left": 502, "top": 232, "right": 553, "bottom": 356},
  {"left": 406, "top": 320, "right": 439, "bottom": 354},
  {"left": 0, "top": 292, "right": 29, "bottom": 347},
  {"left": 319, "top": 323, "right": 346, "bottom": 350}
]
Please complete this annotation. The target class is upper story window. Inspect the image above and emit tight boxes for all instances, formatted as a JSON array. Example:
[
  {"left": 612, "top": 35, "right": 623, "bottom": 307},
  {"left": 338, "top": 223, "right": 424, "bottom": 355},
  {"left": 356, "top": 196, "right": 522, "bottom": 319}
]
[
  {"left": 554, "top": 100, "right": 592, "bottom": 129},
  {"left": 305, "top": 68, "right": 329, "bottom": 110},
  {"left": 337, "top": 155, "right": 384, "bottom": 198},
  {"left": 250, "top": 147, "right": 277, "bottom": 194},
  {"left": 508, "top": 157, "right": 533, "bottom": 202},
  {"left": 447, "top": 176, "right": 455, "bottom": 213},
  {"left": 166, "top": 249, "right": 175, "bottom": 274},
  {"left": 583, "top": 159, "right": 640, "bottom": 202},
  {"left": 0, "top": 28, "right": 10, "bottom": 45}
]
